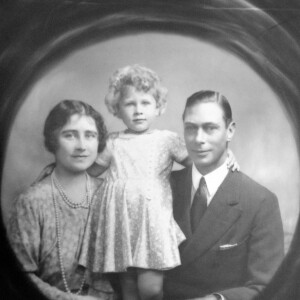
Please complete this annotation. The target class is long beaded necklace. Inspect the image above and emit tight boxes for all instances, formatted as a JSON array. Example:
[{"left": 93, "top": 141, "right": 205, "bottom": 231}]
[
  {"left": 52, "top": 172, "right": 91, "bottom": 209},
  {"left": 51, "top": 172, "right": 91, "bottom": 295}
]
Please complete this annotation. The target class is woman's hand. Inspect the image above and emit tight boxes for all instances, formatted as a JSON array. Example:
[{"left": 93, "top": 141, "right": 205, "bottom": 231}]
[{"left": 227, "top": 149, "right": 240, "bottom": 172}]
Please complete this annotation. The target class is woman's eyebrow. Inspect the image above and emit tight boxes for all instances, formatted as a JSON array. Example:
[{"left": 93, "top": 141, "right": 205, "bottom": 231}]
[
  {"left": 61, "top": 129, "right": 77, "bottom": 133},
  {"left": 85, "top": 130, "right": 98, "bottom": 134}
]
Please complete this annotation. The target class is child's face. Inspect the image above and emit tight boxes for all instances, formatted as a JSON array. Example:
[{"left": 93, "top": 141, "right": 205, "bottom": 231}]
[{"left": 118, "top": 86, "right": 159, "bottom": 133}]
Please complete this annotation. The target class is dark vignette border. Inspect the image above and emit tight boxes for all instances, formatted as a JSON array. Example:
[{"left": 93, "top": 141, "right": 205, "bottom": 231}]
[{"left": 1, "top": 0, "right": 300, "bottom": 299}]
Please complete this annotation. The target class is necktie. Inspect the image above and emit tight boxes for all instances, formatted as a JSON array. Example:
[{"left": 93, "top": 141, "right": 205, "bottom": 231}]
[{"left": 190, "top": 177, "right": 208, "bottom": 232}]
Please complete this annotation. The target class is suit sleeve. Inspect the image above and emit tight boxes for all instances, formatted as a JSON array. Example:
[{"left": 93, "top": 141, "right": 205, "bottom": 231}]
[{"left": 220, "top": 193, "right": 284, "bottom": 300}]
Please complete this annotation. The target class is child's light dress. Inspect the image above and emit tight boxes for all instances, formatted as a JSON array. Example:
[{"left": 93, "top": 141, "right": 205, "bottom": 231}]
[{"left": 79, "top": 129, "right": 187, "bottom": 273}]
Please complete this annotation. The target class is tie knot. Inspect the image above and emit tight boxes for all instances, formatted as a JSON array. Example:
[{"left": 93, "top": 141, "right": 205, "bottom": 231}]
[
  {"left": 198, "top": 176, "right": 207, "bottom": 193},
  {"left": 199, "top": 176, "right": 206, "bottom": 187}
]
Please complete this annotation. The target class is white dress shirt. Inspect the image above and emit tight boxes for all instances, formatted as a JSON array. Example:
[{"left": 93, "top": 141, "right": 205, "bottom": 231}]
[{"left": 191, "top": 161, "right": 229, "bottom": 206}]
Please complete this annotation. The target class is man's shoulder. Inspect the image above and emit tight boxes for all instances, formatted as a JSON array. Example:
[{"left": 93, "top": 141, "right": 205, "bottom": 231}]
[
  {"left": 228, "top": 171, "right": 278, "bottom": 207},
  {"left": 233, "top": 171, "right": 274, "bottom": 193},
  {"left": 170, "top": 168, "right": 277, "bottom": 198},
  {"left": 171, "top": 167, "right": 189, "bottom": 181}
]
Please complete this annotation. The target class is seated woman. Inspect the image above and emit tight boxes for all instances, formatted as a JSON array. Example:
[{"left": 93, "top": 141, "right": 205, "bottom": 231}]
[{"left": 7, "top": 100, "right": 114, "bottom": 300}]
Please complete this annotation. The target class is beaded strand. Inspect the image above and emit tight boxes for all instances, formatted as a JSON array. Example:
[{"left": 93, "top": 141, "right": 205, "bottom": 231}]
[
  {"left": 51, "top": 173, "right": 90, "bottom": 295},
  {"left": 52, "top": 172, "right": 91, "bottom": 209}
]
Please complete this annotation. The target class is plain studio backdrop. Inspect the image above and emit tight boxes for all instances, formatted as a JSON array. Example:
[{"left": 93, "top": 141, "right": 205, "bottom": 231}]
[{"left": 1, "top": 32, "right": 299, "bottom": 252}]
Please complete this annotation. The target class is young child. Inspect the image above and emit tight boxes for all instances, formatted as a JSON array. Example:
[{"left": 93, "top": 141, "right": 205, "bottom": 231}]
[{"left": 79, "top": 65, "right": 238, "bottom": 300}]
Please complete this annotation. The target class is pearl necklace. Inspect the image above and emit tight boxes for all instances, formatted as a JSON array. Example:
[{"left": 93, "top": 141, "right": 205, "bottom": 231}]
[
  {"left": 52, "top": 172, "right": 91, "bottom": 209},
  {"left": 51, "top": 173, "right": 91, "bottom": 295}
]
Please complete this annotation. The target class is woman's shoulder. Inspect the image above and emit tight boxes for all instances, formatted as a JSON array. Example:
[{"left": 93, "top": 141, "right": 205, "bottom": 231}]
[
  {"left": 13, "top": 176, "right": 52, "bottom": 211},
  {"left": 21, "top": 177, "right": 51, "bottom": 197}
]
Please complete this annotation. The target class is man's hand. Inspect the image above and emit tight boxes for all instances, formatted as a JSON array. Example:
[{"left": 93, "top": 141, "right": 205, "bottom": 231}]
[
  {"left": 227, "top": 149, "right": 240, "bottom": 172},
  {"left": 76, "top": 295, "right": 99, "bottom": 300},
  {"left": 186, "top": 295, "right": 218, "bottom": 300},
  {"left": 76, "top": 295, "right": 113, "bottom": 300}
]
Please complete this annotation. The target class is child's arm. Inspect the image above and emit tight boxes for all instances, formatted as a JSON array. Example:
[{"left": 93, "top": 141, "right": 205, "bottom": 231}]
[
  {"left": 87, "top": 134, "right": 114, "bottom": 177},
  {"left": 87, "top": 162, "right": 109, "bottom": 177},
  {"left": 169, "top": 132, "right": 191, "bottom": 167}
]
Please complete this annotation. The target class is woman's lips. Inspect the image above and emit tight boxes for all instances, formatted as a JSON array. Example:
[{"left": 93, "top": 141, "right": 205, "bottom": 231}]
[{"left": 72, "top": 155, "right": 88, "bottom": 159}]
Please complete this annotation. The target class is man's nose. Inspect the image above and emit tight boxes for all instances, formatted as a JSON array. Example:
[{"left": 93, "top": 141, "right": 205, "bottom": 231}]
[{"left": 195, "top": 128, "right": 205, "bottom": 143}]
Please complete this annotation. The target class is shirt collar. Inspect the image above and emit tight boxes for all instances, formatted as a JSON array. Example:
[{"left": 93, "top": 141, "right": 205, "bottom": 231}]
[{"left": 192, "top": 161, "right": 229, "bottom": 200}]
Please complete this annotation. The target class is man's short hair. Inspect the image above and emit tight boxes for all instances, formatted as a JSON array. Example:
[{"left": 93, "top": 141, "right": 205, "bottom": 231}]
[{"left": 183, "top": 90, "right": 233, "bottom": 127}]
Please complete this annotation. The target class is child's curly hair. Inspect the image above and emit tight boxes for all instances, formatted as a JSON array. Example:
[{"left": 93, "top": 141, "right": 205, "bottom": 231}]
[{"left": 105, "top": 65, "right": 168, "bottom": 117}]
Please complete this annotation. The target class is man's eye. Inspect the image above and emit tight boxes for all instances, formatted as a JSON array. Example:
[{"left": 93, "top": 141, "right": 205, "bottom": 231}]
[
  {"left": 205, "top": 126, "right": 217, "bottom": 132},
  {"left": 86, "top": 133, "right": 98, "bottom": 139},
  {"left": 185, "top": 126, "right": 196, "bottom": 132}
]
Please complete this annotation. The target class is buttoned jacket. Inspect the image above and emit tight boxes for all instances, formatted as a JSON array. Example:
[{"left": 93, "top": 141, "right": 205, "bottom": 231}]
[{"left": 164, "top": 168, "right": 284, "bottom": 300}]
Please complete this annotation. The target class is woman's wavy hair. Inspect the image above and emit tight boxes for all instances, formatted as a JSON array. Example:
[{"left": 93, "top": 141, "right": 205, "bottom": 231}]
[
  {"left": 105, "top": 64, "right": 168, "bottom": 117},
  {"left": 43, "top": 99, "right": 107, "bottom": 153}
]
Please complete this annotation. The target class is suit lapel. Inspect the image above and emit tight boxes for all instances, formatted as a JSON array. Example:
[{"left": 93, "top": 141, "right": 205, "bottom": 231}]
[{"left": 180, "top": 171, "right": 242, "bottom": 266}]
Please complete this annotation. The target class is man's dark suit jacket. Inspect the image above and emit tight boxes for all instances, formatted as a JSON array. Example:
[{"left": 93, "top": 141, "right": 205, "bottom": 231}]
[{"left": 164, "top": 168, "right": 284, "bottom": 300}]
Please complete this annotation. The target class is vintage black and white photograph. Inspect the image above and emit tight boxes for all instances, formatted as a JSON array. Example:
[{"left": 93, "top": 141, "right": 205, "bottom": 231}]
[{"left": 1, "top": 1, "right": 300, "bottom": 299}]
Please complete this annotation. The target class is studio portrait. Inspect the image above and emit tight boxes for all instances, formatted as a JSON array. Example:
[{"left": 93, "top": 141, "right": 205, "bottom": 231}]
[{"left": 1, "top": 1, "right": 300, "bottom": 299}]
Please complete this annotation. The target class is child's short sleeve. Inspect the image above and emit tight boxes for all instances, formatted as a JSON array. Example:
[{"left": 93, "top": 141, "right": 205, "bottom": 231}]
[
  {"left": 168, "top": 131, "right": 188, "bottom": 163},
  {"left": 95, "top": 134, "right": 114, "bottom": 168}
]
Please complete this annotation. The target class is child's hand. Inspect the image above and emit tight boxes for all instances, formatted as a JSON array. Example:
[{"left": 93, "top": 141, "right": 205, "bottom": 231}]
[{"left": 227, "top": 149, "right": 240, "bottom": 172}]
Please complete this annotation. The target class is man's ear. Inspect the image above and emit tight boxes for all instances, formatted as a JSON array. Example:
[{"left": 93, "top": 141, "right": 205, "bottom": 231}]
[{"left": 226, "top": 121, "right": 236, "bottom": 142}]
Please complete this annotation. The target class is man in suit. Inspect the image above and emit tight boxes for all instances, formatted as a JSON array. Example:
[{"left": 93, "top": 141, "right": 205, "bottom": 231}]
[{"left": 164, "top": 90, "right": 284, "bottom": 300}]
